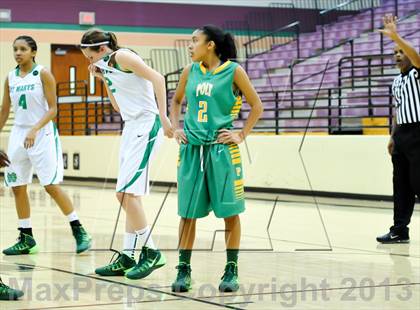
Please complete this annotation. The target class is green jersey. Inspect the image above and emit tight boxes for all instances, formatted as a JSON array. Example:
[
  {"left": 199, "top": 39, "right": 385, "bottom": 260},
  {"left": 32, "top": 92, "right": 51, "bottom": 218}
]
[{"left": 184, "top": 61, "right": 242, "bottom": 145}]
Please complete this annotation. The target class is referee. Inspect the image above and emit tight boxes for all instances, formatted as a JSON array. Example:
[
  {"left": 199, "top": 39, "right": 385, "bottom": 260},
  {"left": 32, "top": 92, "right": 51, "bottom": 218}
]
[{"left": 377, "top": 15, "right": 420, "bottom": 243}]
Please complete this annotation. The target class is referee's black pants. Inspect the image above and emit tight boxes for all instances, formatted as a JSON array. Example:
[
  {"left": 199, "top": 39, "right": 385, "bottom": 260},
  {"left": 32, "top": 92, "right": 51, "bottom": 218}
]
[{"left": 391, "top": 123, "right": 420, "bottom": 235}]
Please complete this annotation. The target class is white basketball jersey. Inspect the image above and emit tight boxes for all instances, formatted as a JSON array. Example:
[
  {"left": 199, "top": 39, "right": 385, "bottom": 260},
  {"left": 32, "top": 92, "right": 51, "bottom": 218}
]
[
  {"left": 8, "top": 64, "right": 50, "bottom": 127},
  {"left": 94, "top": 49, "right": 158, "bottom": 121}
]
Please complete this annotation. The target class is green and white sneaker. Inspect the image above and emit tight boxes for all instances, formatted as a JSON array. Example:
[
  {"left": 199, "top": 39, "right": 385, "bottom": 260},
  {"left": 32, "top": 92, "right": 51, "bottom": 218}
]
[
  {"left": 219, "top": 262, "right": 239, "bottom": 292},
  {"left": 95, "top": 252, "right": 136, "bottom": 276},
  {"left": 72, "top": 225, "right": 92, "bottom": 254},
  {"left": 171, "top": 263, "right": 192, "bottom": 292},
  {"left": 125, "top": 247, "right": 166, "bottom": 280},
  {"left": 0, "top": 279, "right": 24, "bottom": 300},
  {"left": 2, "top": 231, "right": 38, "bottom": 256}
]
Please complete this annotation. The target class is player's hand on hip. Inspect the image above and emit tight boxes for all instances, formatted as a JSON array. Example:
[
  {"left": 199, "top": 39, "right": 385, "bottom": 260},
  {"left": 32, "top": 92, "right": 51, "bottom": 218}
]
[
  {"left": 24, "top": 128, "right": 38, "bottom": 149},
  {"left": 174, "top": 129, "right": 188, "bottom": 144},
  {"left": 161, "top": 116, "right": 174, "bottom": 138},
  {"left": 387, "top": 137, "right": 394, "bottom": 156},
  {"left": 0, "top": 151, "right": 10, "bottom": 168},
  {"left": 378, "top": 14, "right": 398, "bottom": 39},
  {"left": 217, "top": 129, "right": 244, "bottom": 144}
]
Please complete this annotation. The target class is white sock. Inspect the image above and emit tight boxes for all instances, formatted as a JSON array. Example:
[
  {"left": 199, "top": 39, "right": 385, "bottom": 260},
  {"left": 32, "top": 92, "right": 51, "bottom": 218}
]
[
  {"left": 122, "top": 232, "right": 137, "bottom": 259},
  {"left": 67, "top": 211, "right": 79, "bottom": 222},
  {"left": 135, "top": 226, "right": 156, "bottom": 249},
  {"left": 18, "top": 218, "right": 31, "bottom": 228}
]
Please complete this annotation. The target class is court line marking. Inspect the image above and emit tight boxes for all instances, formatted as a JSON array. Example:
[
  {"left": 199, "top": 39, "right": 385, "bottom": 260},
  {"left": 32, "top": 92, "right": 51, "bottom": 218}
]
[
  {"left": 14, "top": 297, "right": 183, "bottom": 310},
  {"left": 225, "top": 301, "right": 254, "bottom": 305},
  {"left": 6, "top": 262, "right": 245, "bottom": 310},
  {"left": 18, "top": 299, "right": 255, "bottom": 310},
  {"left": 5, "top": 182, "right": 418, "bottom": 212},
  {"left": 244, "top": 195, "right": 420, "bottom": 211},
  {"left": 2, "top": 241, "right": 418, "bottom": 258}
]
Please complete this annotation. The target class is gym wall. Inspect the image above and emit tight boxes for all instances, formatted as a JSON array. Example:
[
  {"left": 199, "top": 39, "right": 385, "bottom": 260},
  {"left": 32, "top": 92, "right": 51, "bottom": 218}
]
[{"left": 0, "top": 134, "right": 393, "bottom": 197}]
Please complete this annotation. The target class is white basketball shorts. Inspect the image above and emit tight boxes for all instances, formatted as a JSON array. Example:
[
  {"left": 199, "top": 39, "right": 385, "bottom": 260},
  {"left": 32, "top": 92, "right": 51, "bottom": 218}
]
[
  {"left": 116, "top": 113, "right": 163, "bottom": 196},
  {"left": 5, "top": 122, "right": 63, "bottom": 187}
]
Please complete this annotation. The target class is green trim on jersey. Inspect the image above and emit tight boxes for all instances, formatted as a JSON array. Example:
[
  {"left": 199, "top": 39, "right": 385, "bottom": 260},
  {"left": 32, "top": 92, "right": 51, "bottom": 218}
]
[
  {"left": 115, "top": 63, "right": 133, "bottom": 73},
  {"left": 101, "top": 53, "right": 134, "bottom": 73},
  {"left": 15, "top": 63, "right": 37, "bottom": 77},
  {"left": 48, "top": 123, "right": 59, "bottom": 185},
  {"left": 117, "top": 116, "right": 161, "bottom": 193}
]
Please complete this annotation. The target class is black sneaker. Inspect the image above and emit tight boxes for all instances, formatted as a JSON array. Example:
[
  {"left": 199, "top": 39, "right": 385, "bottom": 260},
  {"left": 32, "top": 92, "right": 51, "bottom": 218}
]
[
  {"left": 219, "top": 262, "right": 239, "bottom": 292},
  {"left": 95, "top": 252, "right": 136, "bottom": 276},
  {"left": 376, "top": 232, "right": 409, "bottom": 244},
  {"left": 2, "top": 230, "right": 38, "bottom": 255},
  {"left": 171, "top": 263, "right": 192, "bottom": 292},
  {"left": 71, "top": 225, "right": 92, "bottom": 254},
  {"left": 125, "top": 247, "right": 166, "bottom": 280}
]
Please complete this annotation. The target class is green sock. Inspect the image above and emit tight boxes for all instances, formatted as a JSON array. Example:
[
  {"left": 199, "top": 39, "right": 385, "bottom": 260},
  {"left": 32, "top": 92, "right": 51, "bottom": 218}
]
[
  {"left": 226, "top": 249, "right": 239, "bottom": 264},
  {"left": 179, "top": 249, "right": 192, "bottom": 265}
]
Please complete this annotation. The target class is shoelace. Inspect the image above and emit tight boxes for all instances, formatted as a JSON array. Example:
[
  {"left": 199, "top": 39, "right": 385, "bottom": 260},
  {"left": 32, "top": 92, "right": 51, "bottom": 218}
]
[
  {"left": 176, "top": 264, "right": 191, "bottom": 280},
  {"left": 0, "top": 281, "right": 6, "bottom": 289},
  {"left": 0, "top": 281, "right": 12, "bottom": 294},
  {"left": 106, "top": 252, "right": 124, "bottom": 270},
  {"left": 109, "top": 251, "right": 120, "bottom": 263},
  {"left": 73, "top": 227, "right": 87, "bottom": 240},
  {"left": 135, "top": 249, "right": 150, "bottom": 270},
  {"left": 221, "top": 263, "right": 236, "bottom": 281},
  {"left": 9, "top": 233, "right": 25, "bottom": 250}
]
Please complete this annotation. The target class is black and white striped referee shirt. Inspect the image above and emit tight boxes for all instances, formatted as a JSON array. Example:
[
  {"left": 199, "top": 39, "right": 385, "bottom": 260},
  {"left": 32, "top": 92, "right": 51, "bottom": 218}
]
[{"left": 392, "top": 67, "right": 420, "bottom": 124}]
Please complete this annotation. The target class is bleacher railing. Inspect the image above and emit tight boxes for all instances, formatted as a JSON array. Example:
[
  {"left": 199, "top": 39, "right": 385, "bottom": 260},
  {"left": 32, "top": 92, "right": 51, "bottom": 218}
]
[
  {"left": 253, "top": 86, "right": 392, "bottom": 134},
  {"left": 52, "top": 68, "right": 395, "bottom": 136},
  {"left": 56, "top": 80, "right": 119, "bottom": 135},
  {"left": 319, "top": 0, "right": 397, "bottom": 50},
  {"left": 338, "top": 53, "right": 396, "bottom": 128},
  {"left": 244, "top": 21, "right": 301, "bottom": 60},
  {"left": 270, "top": 0, "right": 381, "bottom": 10},
  {"left": 338, "top": 53, "right": 395, "bottom": 91}
]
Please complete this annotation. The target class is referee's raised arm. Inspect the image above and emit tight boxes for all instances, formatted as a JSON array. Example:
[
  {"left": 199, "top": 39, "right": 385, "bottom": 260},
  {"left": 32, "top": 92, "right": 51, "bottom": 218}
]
[{"left": 378, "top": 14, "right": 420, "bottom": 67}]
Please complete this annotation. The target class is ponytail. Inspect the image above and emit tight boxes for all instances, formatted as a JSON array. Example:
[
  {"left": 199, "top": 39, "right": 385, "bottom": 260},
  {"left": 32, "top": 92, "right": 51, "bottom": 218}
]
[
  {"left": 108, "top": 32, "right": 120, "bottom": 51},
  {"left": 221, "top": 32, "right": 237, "bottom": 62},
  {"left": 200, "top": 24, "right": 237, "bottom": 62}
]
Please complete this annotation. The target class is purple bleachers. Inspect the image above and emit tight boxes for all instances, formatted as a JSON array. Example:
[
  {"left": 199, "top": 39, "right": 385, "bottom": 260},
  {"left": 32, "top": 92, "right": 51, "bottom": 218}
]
[
  {"left": 249, "top": 0, "right": 419, "bottom": 80},
  {"left": 284, "top": 118, "right": 328, "bottom": 131},
  {"left": 89, "top": 123, "right": 122, "bottom": 134}
]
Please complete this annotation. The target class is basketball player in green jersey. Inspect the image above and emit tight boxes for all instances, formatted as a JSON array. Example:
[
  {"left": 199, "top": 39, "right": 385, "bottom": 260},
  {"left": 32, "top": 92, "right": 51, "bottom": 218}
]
[
  {"left": 169, "top": 25, "right": 263, "bottom": 292},
  {"left": 0, "top": 150, "right": 24, "bottom": 300}
]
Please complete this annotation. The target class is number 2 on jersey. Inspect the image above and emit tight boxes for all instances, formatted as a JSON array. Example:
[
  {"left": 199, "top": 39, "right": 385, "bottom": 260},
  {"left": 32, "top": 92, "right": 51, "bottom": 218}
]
[
  {"left": 18, "top": 94, "right": 27, "bottom": 110},
  {"left": 198, "top": 101, "right": 208, "bottom": 122}
]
